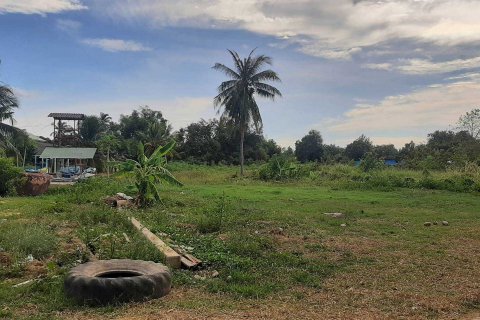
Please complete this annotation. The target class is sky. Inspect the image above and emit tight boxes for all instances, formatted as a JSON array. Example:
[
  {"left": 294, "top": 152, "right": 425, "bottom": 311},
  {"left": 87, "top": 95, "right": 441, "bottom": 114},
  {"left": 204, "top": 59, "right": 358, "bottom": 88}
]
[{"left": 1, "top": 0, "right": 480, "bottom": 148}]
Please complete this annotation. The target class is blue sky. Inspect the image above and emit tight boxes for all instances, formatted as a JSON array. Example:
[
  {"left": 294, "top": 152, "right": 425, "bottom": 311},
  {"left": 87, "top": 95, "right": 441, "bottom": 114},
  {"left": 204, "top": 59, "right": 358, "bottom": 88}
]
[{"left": 1, "top": 0, "right": 480, "bottom": 147}]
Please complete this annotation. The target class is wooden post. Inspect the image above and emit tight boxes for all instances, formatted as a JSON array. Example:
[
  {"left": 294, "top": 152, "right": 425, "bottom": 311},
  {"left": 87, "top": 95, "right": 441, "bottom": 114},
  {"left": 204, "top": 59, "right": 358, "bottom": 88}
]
[{"left": 129, "top": 217, "right": 181, "bottom": 269}]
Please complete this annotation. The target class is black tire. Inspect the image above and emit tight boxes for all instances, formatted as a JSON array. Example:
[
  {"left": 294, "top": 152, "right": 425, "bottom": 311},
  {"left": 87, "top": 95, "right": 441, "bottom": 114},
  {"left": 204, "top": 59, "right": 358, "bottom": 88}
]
[{"left": 64, "top": 259, "right": 171, "bottom": 305}]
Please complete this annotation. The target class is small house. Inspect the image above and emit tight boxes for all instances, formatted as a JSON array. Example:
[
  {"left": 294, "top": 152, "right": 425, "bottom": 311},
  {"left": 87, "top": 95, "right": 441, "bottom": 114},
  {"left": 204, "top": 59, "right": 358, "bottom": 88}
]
[{"left": 39, "top": 147, "right": 96, "bottom": 176}]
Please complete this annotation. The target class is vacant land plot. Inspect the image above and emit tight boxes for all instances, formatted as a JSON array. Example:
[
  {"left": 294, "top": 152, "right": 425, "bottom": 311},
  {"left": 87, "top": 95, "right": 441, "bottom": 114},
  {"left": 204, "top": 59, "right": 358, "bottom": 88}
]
[{"left": 0, "top": 166, "right": 479, "bottom": 319}]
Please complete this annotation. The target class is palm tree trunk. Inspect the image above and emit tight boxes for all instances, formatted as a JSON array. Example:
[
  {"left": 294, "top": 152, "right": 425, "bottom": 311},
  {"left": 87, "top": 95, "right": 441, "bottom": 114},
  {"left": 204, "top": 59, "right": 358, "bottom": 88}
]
[
  {"left": 240, "top": 126, "right": 245, "bottom": 176},
  {"left": 107, "top": 148, "right": 110, "bottom": 177}
]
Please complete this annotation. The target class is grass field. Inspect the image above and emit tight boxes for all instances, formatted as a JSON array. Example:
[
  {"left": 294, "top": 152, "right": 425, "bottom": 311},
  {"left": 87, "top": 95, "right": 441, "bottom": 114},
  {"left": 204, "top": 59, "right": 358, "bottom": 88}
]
[{"left": 0, "top": 165, "right": 479, "bottom": 319}]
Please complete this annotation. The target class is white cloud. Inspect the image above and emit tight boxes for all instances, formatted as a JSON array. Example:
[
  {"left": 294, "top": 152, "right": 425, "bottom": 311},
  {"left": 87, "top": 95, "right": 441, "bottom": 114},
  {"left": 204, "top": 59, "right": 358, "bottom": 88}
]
[
  {"left": 324, "top": 78, "right": 480, "bottom": 147},
  {"left": 91, "top": 0, "right": 480, "bottom": 60},
  {"left": 446, "top": 72, "right": 480, "bottom": 82},
  {"left": 397, "top": 56, "right": 480, "bottom": 75},
  {"left": 81, "top": 38, "right": 152, "bottom": 52},
  {"left": 362, "top": 57, "right": 480, "bottom": 75},
  {"left": 362, "top": 63, "right": 393, "bottom": 71},
  {"left": 0, "top": 0, "right": 86, "bottom": 15}
]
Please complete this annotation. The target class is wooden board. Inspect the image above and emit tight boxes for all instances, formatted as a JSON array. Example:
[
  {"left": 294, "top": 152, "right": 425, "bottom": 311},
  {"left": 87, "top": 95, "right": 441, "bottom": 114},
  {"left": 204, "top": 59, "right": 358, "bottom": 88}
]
[{"left": 129, "top": 217, "right": 181, "bottom": 269}]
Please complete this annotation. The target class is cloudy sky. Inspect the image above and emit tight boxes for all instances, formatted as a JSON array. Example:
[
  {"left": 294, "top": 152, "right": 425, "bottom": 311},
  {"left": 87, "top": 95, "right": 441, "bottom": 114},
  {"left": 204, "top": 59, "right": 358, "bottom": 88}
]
[{"left": 1, "top": 0, "right": 480, "bottom": 147}]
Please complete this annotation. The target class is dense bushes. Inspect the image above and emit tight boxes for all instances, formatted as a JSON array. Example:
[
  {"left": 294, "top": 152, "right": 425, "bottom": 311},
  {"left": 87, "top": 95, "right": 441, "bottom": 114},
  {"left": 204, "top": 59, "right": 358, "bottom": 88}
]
[
  {"left": 258, "top": 154, "right": 304, "bottom": 180},
  {"left": 256, "top": 160, "right": 480, "bottom": 193},
  {"left": 0, "top": 158, "right": 24, "bottom": 196}
]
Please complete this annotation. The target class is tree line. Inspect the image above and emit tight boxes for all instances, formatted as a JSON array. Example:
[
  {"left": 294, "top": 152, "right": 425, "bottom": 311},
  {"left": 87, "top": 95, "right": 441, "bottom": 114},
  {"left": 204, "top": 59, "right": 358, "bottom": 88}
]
[
  {"left": 2, "top": 52, "right": 480, "bottom": 172},
  {"left": 59, "top": 105, "right": 480, "bottom": 172},
  {"left": 293, "top": 126, "right": 480, "bottom": 170}
]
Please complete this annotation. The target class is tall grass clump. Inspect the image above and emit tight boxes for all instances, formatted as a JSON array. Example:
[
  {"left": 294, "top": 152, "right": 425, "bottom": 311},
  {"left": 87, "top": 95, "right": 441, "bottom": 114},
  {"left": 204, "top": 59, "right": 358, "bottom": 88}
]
[{"left": 197, "top": 193, "right": 229, "bottom": 233}]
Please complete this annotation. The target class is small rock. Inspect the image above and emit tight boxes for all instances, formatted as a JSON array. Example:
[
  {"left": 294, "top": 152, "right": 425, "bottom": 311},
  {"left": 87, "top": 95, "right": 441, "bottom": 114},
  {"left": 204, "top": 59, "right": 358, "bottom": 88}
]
[
  {"left": 424, "top": 222, "right": 432, "bottom": 227},
  {"left": 442, "top": 221, "right": 449, "bottom": 226},
  {"left": 340, "top": 223, "right": 347, "bottom": 227},
  {"left": 211, "top": 270, "right": 220, "bottom": 278},
  {"left": 26, "top": 254, "right": 34, "bottom": 262},
  {"left": 116, "top": 192, "right": 133, "bottom": 201},
  {"left": 254, "top": 230, "right": 260, "bottom": 235},
  {"left": 227, "top": 275, "right": 232, "bottom": 280},
  {"left": 324, "top": 212, "right": 345, "bottom": 218},
  {"left": 433, "top": 221, "right": 438, "bottom": 225}
]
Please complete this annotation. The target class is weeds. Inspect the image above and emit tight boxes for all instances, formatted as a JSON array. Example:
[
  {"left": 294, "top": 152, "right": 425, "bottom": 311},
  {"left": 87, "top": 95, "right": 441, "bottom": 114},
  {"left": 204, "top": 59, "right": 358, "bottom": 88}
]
[
  {"left": 197, "top": 192, "right": 228, "bottom": 233},
  {"left": 0, "top": 222, "right": 57, "bottom": 260}
]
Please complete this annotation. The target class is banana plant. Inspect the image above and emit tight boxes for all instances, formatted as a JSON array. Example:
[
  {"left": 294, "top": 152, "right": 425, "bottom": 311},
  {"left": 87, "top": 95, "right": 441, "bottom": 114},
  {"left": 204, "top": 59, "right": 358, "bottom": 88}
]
[{"left": 125, "top": 141, "right": 182, "bottom": 207}]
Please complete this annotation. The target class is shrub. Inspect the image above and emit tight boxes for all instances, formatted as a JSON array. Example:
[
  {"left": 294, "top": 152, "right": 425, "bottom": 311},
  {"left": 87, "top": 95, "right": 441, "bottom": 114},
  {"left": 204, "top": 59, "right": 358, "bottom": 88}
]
[
  {"left": 0, "top": 158, "right": 23, "bottom": 196},
  {"left": 258, "top": 154, "right": 301, "bottom": 180},
  {"left": 359, "top": 152, "right": 385, "bottom": 172}
]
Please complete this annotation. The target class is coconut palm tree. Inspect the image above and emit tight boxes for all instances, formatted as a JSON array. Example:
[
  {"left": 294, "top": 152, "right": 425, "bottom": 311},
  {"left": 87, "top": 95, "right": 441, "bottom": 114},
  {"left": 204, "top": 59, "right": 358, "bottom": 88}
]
[
  {"left": 144, "top": 121, "right": 171, "bottom": 156},
  {"left": 99, "top": 112, "right": 112, "bottom": 133},
  {"left": 0, "top": 83, "right": 20, "bottom": 154},
  {"left": 213, "top": 49, "right": 282, "bottom": 176}
]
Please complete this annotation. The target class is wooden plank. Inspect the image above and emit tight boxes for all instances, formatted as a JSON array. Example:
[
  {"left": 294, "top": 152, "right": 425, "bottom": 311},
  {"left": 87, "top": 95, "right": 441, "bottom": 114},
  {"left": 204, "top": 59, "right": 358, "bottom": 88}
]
[
  {"left": 172, "top": 246, "right": 202, "bottom": 269},
  {"left": 129, "top": 217, "right": 181, "bottom": 269},
  {"left": 180, "top": 256, "right": 198, "bottom": 269},
  {"left": 183, "top": 253, "right": 202, "bottom": 265}
]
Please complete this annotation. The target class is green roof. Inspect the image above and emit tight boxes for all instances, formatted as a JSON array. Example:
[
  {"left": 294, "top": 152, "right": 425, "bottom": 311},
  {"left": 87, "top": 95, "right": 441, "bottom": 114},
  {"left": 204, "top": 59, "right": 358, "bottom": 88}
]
[{"left": 39, "top": 147, "right": 96, "bottom": 159}]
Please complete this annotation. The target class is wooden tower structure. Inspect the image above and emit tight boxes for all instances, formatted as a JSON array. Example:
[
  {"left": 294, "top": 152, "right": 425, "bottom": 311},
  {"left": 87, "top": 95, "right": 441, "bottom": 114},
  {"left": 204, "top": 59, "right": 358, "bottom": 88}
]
[{"left": 48, "top": 113, "right": 85, "bottom": 147}]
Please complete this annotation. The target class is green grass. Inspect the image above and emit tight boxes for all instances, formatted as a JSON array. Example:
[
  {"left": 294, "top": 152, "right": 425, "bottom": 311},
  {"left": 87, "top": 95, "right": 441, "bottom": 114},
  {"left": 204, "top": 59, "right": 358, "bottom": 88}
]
[{"left": 0, "top": 164, "right": 479, "bottom": 319}]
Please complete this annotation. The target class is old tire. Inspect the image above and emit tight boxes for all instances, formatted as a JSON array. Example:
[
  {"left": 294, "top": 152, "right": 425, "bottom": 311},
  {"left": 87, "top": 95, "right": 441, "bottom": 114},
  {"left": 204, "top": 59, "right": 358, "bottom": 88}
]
[{"left": 64, "top": 259, "right": 171, "bottom": 305}]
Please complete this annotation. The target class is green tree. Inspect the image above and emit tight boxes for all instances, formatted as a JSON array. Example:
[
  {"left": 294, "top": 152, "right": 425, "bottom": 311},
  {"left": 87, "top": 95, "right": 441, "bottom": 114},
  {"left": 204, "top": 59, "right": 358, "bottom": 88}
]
[
  {"left": 97, "top": 134, "right": 119, "bottom": 177},
  {"left": 294, "top": 130, "right": 324, "bottom": 163},
  {"left": 322, "top": 144, "right": 345, "bottom": 163},
  {"left": 144, "top": 121, "right": 171, "bottom": 156},
  {"left": 213, "top": 49, "right": 282, "bottom": 176},
  {"left": 373, "top": 144, "right": 398, "bottom": 160},
  {"left": 99, "top": 112, "right": 112, "bottom": 133},
  {"left": 80, "top": 115, "right": 102, "bottom": 144},
  {"left": 119, "top": 106, "right": 170, "bottom": 141},
  {"left": 457, "top": 108, "right": 480, "bottom": 139},
  {"left": 0, "top": 72, "right": 20, "bottom": 156},
  {"left": 181, "top": 119, "right": 220, "bottom": 164},
  {"left": 345, "top": 134, "right": 373, "bottom": 160}
]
